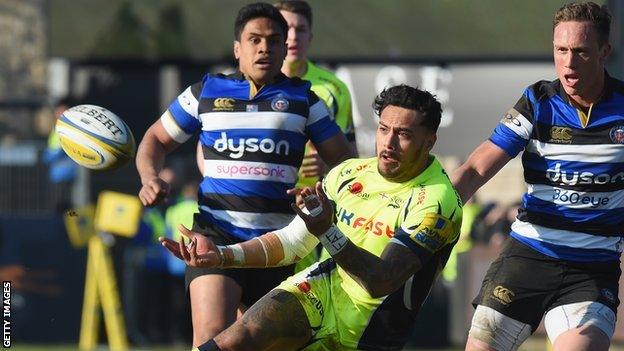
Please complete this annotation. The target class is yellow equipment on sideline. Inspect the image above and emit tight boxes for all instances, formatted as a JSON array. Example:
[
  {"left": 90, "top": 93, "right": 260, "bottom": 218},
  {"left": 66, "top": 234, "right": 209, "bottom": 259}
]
[{"left": 71, "top": 191, "right": 141, "bottom": 351}]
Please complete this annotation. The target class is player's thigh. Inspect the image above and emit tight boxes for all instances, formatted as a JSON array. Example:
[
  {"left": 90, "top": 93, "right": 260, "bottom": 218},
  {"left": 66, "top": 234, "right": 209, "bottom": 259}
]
[
  {"left": 545, "top": 258, "right": 620, "bottom": 349},
  {"left": 189, "top": 274, "right": 242, "bottom": 339},
  {"left": 551, "top": 324, "right": 610, "bottom": 351},
  {"left": 545, "top": 300, "right": 616, "bottom": 351}
]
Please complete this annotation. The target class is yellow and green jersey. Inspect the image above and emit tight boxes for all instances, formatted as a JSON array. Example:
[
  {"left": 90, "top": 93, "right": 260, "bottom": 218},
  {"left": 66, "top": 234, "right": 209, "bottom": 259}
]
[
  {"left": 279, "top": 156, "right": 462, "bottom": 350},
  {"left": 296, "top": 61, "right": 355, "bottom": 188}
]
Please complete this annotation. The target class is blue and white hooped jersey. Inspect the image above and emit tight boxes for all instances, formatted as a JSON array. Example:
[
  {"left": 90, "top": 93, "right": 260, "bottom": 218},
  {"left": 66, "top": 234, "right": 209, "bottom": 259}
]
[
  {"left": 160, "top": 72, "right": 340, "bottom": 241},
  {"left": 489, "top": 74, "right": 624, "bottom": 261}
]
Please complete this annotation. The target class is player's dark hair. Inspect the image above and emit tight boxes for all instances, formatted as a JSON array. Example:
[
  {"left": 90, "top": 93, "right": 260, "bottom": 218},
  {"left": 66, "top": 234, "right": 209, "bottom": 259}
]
[
  {"left": 234, "top": 2, "right": 288, "bottom": 41},
  {"left": 274, "top": 0, "right": 313, "bottom": 28},
  {"left": 553, "top": 2, "right": 611, "bottom": 46},
  {"left": 373, "top": 85, "right": 442, "bottom": 133}
]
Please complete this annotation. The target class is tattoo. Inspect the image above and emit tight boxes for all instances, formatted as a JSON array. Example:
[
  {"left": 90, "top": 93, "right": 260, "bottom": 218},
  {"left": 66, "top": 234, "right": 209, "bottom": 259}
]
[
  {"left": 221, "top": 289, "right": 311, "bottom": 350},
  {"left": 335, "top": 242, "right": 420, "bottom": 297}
]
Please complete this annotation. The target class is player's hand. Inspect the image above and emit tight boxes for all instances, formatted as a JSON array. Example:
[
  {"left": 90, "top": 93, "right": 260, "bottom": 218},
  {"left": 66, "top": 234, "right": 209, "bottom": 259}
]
[
  {"left": 291, "top": 182, "right": 334, "bottom": 236},
  {"left": 286, "top": 187, "right": 306, "bottom": 208},
  {"left": 299, "top": 143, "right": 328, "bottom": 178},
  {"left": 158, "top": 224, "right": 223, "bottom": 267},
  {"left": 139, "top": 177, "right": 170, "bottom": 206}
]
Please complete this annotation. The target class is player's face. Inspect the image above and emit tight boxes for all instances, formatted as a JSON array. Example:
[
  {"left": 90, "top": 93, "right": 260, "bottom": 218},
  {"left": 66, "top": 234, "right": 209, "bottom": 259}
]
[
  {"left": 234, "top": 17, "right": 287, "bottom": 86},
  {"left": 553, "top": 21, "right": 611, "bottom": 102},
  {"left": 376, "top": 105, "right": 436, "bottom": 183},
  {"left": 280, "top": 10, "right": 312, "bottom": 62}
]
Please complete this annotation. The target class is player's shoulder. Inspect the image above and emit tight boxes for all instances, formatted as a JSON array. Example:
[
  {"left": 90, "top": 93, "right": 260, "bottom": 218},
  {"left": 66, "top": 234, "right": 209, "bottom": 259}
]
[
  {"left": 198, "top": 72, "right": 243, "bottom": 92},
  {"left": 524, "top": 79, "right": 560, "bottom": 102},
  {"left": 606, "top": 74, "right": 624, "bottom": 96},
  {"left": 408, "top": 158, "right": 462, "bottom": 211}
]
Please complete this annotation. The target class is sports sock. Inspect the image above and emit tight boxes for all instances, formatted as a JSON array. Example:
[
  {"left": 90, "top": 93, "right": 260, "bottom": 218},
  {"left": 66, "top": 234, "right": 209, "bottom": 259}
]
[{"left": 195, "top": 339, "right": 223, "bottom": 351}]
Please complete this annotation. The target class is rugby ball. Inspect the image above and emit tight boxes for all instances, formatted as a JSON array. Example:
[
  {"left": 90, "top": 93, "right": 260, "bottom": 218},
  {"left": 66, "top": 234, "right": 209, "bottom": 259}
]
[{"left": 55, "top": 104, "right": 136, "bottom": 170}]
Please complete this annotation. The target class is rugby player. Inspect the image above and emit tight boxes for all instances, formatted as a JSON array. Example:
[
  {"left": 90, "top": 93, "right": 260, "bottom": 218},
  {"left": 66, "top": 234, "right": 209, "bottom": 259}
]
[
  {"left": 162, "top": 85, "right": 463, "bottom": 350},
  {"left": 136, "top": 2, "right": 354, "bottom": 347},
  {"left": 452, "top": 2, "right": 623, "bottom": 350}
]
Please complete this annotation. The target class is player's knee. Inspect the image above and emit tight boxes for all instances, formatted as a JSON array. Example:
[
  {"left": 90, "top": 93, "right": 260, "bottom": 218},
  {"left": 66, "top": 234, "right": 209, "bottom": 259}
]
[
  {"left": 468, "top": 305, "right": 532, "bottom": 351},
  {"left": 546, "top": 301, "right": 614, "bottom": 351}
]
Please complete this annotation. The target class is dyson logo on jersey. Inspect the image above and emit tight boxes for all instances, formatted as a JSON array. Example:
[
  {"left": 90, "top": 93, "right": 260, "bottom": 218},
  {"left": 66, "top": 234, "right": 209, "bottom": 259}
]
[
  {"left": 546, "top": 163, "right": 624, "bottom": 185},
  {"left": 213, "top": 132, "right": 290, "bottom": 159}
]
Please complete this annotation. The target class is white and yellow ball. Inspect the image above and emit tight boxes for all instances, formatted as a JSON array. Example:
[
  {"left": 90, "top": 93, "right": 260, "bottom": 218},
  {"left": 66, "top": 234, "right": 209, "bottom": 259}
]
[{"left": 55, "top": 104, "right": 136, "bottom": 170}]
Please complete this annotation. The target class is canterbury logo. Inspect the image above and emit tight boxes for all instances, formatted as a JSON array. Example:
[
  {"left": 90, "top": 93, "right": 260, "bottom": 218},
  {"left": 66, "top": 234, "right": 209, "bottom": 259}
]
[
  {"left": 550, "top": 126, "right": 572, "bottom": 143},
  {"left": 214, "top": 98, "right": 235, "bottom": 110},
  {"left": 492, "top": 285, "right": 514, "bottom": 304}
]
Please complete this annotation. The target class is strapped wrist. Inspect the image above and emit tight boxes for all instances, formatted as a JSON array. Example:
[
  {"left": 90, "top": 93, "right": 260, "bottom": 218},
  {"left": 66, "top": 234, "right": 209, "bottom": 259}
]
[
  {"left": 318, "top": 225, "right": 348, "bottom": 256},
  {"left": 217, "top": 244, "right": 245, "bottom": 267}
]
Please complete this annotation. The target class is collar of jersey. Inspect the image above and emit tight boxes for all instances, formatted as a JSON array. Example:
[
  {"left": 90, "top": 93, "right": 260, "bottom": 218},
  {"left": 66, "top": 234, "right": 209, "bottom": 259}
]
[
  {"left": 554, "top": 70, "right": 618, "bottom": 104},
  {"left": 227, "top": 70, "right": 289, "bottom": 99},
  {"left": 373, "top": 155, "right": 441, "bottom": 187}
]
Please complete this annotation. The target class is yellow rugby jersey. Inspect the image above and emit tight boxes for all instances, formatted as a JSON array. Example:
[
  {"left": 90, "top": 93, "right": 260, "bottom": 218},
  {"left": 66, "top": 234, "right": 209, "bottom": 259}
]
[
  {"left": 296, "top": 61, "right": 355, "bottom": 188},
  {"left": 323, "top": 156, "right": 462, "bottom": 300},
  {"left": 296, "top": 156, "right": 463, "bottom": 349}
]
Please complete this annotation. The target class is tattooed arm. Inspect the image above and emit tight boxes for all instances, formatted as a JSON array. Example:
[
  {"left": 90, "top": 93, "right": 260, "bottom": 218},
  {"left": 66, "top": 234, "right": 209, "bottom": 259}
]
[
  {"left": 292, "top": 183, "right": 427, "bottom": 298},
  {"left": 332, "top": 240, "right": 422, "bottom": 298}
]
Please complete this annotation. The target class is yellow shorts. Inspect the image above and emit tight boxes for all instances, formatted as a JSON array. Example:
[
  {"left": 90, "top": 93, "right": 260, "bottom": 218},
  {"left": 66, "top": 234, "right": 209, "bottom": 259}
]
[{"left": 277, "top": 259, "right": 378, "bottom": 350}]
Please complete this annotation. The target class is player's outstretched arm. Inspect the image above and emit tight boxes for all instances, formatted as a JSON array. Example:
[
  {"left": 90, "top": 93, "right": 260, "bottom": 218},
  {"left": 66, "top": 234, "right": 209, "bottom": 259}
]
[
  {"left": 136, "top": 119, "right": 180, "bottom": 206},
  {"left": 159, "top": 216, "right": 319, "bottom": 268},
  {"left": 451, "top": 140, "right": 512, "bottom": 203}
]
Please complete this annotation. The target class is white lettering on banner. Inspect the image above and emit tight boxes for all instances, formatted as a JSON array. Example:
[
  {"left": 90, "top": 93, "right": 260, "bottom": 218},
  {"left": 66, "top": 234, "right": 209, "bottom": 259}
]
[
  {"left": 420, "top": 66, "right": 453, "bottom": 128},
  {"left": 374, "top": 66, "right": 408, "bottom": 93},
  {"left": 214, "top": 132, "right": 290, "bottom": 159}
]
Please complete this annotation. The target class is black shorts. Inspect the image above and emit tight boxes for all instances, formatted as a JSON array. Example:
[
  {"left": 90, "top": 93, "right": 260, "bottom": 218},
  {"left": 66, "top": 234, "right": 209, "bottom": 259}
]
[
  {"left": 184, "top": 214, "right": 295, "bottom": 307},
  {"left": 473, "top": 237, "right": 621, "bottom": 332}
]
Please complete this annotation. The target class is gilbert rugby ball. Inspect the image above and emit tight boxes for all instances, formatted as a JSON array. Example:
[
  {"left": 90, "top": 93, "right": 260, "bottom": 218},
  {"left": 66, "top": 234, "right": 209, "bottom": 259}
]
[{"left": 55, "top": 104, "right": 136, "bottom": 170}]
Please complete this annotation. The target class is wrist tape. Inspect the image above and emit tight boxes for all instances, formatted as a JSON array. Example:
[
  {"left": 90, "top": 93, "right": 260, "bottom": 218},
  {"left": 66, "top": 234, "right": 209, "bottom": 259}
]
[
  {"left": 318, "top": 225, "right": 348, "bottom": 256},
  {"left": 216, "top": 244, "right": 245, "bottom": 267}
]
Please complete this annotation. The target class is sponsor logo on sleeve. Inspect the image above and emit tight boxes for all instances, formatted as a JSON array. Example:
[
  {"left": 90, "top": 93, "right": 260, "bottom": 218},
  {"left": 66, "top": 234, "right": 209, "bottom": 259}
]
[
  {"left": 409, "top": 213, "right": 452, "bottom": 252},
  {"left": 501, "top": 108, "right": 521, "bottom": 127}
]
